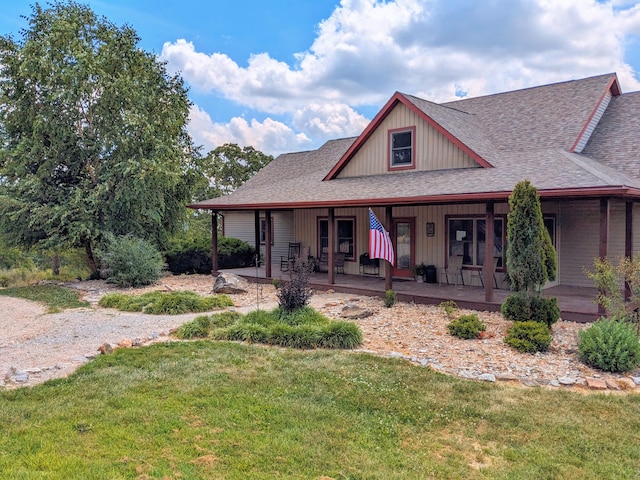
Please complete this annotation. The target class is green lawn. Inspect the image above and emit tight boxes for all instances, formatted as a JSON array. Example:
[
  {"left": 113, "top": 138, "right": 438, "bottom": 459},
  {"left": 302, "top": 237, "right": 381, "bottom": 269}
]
[
  {"left": 1, "top": 342, "right": 639, "bottom": 479},
  {"left": 0, "top": 285, "right": 89, "bottom": 312}
]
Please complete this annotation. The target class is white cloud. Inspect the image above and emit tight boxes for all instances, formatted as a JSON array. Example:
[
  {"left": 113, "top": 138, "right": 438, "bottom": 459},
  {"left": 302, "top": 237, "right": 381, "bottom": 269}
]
[
  {"left": 292, "top": 103, "right": 370, "bottom": 138},
  {"left": 187, "top": 105, "right": 311, "bottom": 157},
  {"left": 166, "top": 0, "right": 640, "bottom": 153}
]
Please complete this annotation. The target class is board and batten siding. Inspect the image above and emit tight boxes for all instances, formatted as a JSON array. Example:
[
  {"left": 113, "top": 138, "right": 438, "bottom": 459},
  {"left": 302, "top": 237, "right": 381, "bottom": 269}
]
[
  {"left": 337, "top": 103, "right": 479, "bottom": 178},
  {"left": 222, "top": 211, "right": 294, "bottom": 261},
  {"left": 557, "top": 200, "right": 628, "bottom": 288},
  {"left": 293, "top": 203, "right": 510, "bottom": 281}
]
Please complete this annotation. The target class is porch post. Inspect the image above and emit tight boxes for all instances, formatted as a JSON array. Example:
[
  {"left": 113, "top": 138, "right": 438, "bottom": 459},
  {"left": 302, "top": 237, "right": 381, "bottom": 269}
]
[
  {"left": 484, "top": 201, "right": 495, "bottom": 303},
  {"left": 265, "top": 210, "right": 272, "bottom": 278},
  {"left": 211, "top": 210, "right": 219, "bottom": 276},
  {"left": 385, "top": 206, "right": 393, "bottom": 291},
  {"left": 328, "top": 208, "right": 335, "bottom": 285},
  {"left": 254, "top": 210, "right": 261, "bottom": 267},
  {"left": 625, "top": 202, "right": 633, "bottom": 301},
  {"left": 599, "top": 198, "right": 610, "bottom": 315}
]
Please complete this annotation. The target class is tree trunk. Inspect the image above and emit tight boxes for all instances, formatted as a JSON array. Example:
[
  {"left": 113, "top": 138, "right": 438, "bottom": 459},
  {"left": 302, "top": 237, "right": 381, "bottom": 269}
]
[
  {"left": 52, "top": 251, "right": 60, "bottom": 276},
  {"left": 85, "top": 242, "right": 98, "bottom": 277}
]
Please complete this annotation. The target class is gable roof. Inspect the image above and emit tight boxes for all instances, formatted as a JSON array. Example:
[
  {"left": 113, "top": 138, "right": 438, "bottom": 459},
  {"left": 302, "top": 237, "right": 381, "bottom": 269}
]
[
  {"left": 191, "top": 73, "right": 640, "bottom": 211},
  {"left": 323, "top": 91, "right": 494, "bottom": 180}
]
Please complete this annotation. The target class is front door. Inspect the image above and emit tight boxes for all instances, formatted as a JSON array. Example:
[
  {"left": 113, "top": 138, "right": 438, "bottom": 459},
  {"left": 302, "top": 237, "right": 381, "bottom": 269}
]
[{"left": 393, "top": 218, "right": 415, "bottom": 277}]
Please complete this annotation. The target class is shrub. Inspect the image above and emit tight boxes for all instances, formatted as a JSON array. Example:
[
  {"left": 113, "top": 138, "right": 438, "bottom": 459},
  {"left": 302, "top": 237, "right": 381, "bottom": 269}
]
[
  {"left": 0, "top": 275, "right": 8, "bottom": 287},
  {"left": 383, "top": 290, "right": 397, "bottom": 308},
  {"left": 99, "top": 291, "right": 233, "bottom": 314},
  {"left": 165, "top": 236, "right": 256, "bottom": 275},
  {"left": 578, "top": 319, "right": 640, "bottom": 372},
  {"left": 501, "top": 293, "right": 530, "bottom": 321},
  {"left": 447, "top": 314, "right": 486, "bottom": 339},
  {"left": 277, "top": 260, "right": 314, "bottom": 312},
  {"left": 175, "top": 315, "right": 212, "bottom": 339},
  {"left": 504, "top": 321, "right": 552, "bottom": 354},
  {"left": 100, "top": 235, "right": 165, "bottom": 287},
  {"left": 530, "top": 296, "right": 561, "bottom": 328},
  {"left": 439, "top": 300, "right": 458, "bottom": 318}
]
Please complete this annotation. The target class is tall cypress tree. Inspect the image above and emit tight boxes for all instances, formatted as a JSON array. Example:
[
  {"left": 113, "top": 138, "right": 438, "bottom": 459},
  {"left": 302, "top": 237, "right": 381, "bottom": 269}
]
[{"left": 506, "top": 180, "right": 557, "bottom": 295}]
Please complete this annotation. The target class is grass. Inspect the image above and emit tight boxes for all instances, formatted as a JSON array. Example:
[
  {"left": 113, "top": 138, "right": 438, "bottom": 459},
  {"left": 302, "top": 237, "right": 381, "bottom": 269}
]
[
  {"left": 0, "top": 285, "right": 89, "bottom": 313},
  {"left": 177, "top": 306, "right": 363, "bottom": 349},
  {"left": 99, "top": 290, "right": 234, "bottom": 314},
  {"left": 1, "top": 342, "right": 639, "bottom": 479}
]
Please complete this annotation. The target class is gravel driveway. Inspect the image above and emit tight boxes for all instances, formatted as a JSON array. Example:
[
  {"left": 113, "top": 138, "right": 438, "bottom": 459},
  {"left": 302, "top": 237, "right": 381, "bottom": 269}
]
[{"left": 0, "top": 296, "right": 210, "bottom": 388}]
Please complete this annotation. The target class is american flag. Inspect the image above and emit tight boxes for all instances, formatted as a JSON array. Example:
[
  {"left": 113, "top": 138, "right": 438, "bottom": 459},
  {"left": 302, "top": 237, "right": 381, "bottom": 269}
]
[{"left": 369, "top": 208, "right": 395, "bottom": 266}]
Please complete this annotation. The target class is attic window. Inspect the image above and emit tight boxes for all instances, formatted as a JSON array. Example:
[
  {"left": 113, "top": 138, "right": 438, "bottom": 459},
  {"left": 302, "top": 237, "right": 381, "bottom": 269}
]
[{"left": 388, "top": 126, "right": 416, "bottom": 170}]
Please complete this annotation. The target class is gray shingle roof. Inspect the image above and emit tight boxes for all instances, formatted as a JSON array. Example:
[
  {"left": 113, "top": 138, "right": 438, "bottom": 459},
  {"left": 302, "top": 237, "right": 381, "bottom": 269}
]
[{"left": 192, "top": 73, "right": 640, "bottom": 211}]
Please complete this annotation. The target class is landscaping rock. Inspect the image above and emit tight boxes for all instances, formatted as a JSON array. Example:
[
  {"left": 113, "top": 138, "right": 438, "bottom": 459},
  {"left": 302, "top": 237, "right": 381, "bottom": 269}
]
[
  {"left": 558, "top": 376, "right": 577, "bottom": 386},
  {"left": 97, "top": 343, "right": 113, "bottom": 355},
  {"left": 340, "top": 305, "right": 373, "bottom": 319},
  {"left": 618, "top": 378, "right": 637, "bottom": 390},
  {"left": 213, "top": 272, "right": 250, "bottom": 294},
  {"left": 586, "top": 378, "right": 607, "bottom": 390},
  {"left": 478, "top": 373, "right": 496, "bottom": 382}
]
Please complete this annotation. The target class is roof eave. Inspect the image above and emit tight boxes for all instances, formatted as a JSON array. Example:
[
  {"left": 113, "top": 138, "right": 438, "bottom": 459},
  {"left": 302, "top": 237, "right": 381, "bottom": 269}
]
[{"left": 189, "top": 185, "right": 640, "bottom": 211}]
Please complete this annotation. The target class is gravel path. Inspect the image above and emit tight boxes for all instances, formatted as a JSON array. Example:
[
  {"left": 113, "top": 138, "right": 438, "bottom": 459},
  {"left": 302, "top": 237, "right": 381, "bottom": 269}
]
[{"left": 2, "top": 275, "right": 640, "bottom": 392}]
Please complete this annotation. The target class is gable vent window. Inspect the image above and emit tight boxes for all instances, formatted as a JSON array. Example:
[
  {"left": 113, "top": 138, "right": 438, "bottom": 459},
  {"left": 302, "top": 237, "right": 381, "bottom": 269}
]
[{"left": 389, "top": 127, "right": 415, "bottom": 169}]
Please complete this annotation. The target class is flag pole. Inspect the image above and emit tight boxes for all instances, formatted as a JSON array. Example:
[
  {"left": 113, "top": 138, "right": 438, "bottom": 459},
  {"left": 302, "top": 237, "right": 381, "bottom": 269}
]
[{"left": 385, "top": 206, "right": 393, "bottom": 291}]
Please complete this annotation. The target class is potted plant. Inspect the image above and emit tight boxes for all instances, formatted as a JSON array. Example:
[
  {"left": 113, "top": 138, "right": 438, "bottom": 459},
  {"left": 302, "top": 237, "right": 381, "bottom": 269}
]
[{"left": 412, "top": 263, "right": 428, "bottom": 282}]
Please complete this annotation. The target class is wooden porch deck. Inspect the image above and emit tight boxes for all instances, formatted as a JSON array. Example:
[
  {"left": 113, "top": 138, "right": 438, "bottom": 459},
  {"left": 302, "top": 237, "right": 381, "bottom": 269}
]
[{"left": 224, "top": 264, "right": 600, "bottom": 322}]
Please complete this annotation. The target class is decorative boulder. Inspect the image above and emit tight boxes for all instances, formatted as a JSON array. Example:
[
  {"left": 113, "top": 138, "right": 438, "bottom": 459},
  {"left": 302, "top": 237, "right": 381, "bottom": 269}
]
[
  {"left": 213, "top": 272, "right": 250, "bottom": 294},
  {"left": 341, "top": 305, "right": 373, "bottom": 319}
]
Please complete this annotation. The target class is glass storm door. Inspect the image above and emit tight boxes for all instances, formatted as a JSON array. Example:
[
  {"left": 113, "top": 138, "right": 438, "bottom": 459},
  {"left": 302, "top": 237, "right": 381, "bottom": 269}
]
[{"left": 393, "top": 218, "right": 415, "bottom": 277}]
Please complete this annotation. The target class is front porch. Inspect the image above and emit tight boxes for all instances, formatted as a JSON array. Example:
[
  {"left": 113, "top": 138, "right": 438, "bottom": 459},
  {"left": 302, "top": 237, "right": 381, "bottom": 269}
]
[{"left": 224, "top": 264, "right": 600, "bottom": 322}]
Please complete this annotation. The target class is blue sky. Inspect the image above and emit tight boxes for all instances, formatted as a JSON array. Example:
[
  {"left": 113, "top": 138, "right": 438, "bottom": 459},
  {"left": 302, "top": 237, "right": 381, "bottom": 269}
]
[{"left": 2, "top": 1, "right": 640, "bottom": 156}]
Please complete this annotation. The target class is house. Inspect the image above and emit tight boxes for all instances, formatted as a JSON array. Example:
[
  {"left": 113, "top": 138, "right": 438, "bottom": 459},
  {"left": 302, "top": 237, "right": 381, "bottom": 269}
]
[{"left": 190, "top": 73, "right": 640, "bottom": 317}]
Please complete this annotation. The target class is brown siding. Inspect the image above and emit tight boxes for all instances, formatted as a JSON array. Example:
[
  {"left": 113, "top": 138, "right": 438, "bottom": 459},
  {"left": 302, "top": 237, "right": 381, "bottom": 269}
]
[
  {"left": 337, "top": 103, "right": 479, "bottom": 178},
  {"left": 559, "top": 201, "right": 600, "bottom": 287}
]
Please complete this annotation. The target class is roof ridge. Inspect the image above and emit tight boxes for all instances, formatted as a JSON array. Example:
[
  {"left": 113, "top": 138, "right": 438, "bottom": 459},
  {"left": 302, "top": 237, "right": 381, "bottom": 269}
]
[
  {"left": 444, "top": 73, "right": 616, "bottom": 105},
  {"left": 559, "top": 150, "right": 625, "bottom": 186}
]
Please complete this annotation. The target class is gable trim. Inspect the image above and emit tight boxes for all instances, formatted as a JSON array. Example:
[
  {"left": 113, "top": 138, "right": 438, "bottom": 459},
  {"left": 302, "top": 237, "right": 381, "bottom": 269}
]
[
  {"left": 570, "top": 74, "right": 621, "bottom": 153},
  {"left": 323, "top": 92, "right": 492, "bottom": 180}
]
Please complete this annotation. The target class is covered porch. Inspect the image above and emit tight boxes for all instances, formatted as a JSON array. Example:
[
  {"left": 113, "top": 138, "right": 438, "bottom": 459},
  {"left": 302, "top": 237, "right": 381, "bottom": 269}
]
[{"left": 224, "top": 264, "right": 600, "bottom": 323}]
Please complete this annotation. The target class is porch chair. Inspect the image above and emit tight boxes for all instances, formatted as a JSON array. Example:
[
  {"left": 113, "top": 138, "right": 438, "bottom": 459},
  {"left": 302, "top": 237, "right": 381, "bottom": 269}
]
[
  {"left": 440, "top": 255, "right": 464, "bottom": 286},
  {"left": 470, "top": 256, "right": 499, "bottom": 288},
  {"left": 318, "top": 251, "right": 346, "bottom": 274},
  {"left": 280, "top": 242, "right": 301, "bottom": 272}
]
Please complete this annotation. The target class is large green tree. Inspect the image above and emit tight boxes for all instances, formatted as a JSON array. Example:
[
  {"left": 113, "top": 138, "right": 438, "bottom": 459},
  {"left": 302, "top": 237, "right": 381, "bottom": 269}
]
[
  {"left": 506, "top": 179, "right": 557, "bottom": 294},
  {"left": 0, "top": 1, "right": 199, "bottom": 273},
  {"left": 198, "top": 143, "right": 273, "bottom": 200}
]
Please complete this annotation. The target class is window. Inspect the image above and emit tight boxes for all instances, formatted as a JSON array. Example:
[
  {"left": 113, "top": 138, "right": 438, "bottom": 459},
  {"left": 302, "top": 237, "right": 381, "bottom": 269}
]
[
  {"left": 260, "top": 217, "right": 274, "bottom": 245},
  {"left": 447, "top": 217, "right": 504, "bottom": 268},
  {"left": 544, "top": 217, "right": 556, "bottom": 248},
  {"left": 388, "top": 126, "right": 415, "bottom": 169},
  {"left": 318, "top": 218, "right": 355, "bottom": 260}
]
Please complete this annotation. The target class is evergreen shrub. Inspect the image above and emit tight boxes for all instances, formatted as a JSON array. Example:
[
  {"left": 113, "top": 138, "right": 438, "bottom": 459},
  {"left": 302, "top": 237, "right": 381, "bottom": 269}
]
[
  {"left": 504, "top": 321, "right": 552, "bottom": 354},
  {"left": 165, "top": 236, "right": 256, "bottom": 275},
  {"left": 578, "top": 319, "right": 640, "bottom": 372},
  {"left": 447, "top": 314, "right": 486, "bottom": 339},
  {"left": 501, "top": 293, "right": 530, "bottom": 321},
  {"left": 101, "top": 235, "right": 165, "bottom": 287},
  {"left": 530, "top": 296, "right": 561, "bottom": 328},
  {"left": 384, "top": 290, "right": 397, "bottom": 308}
]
